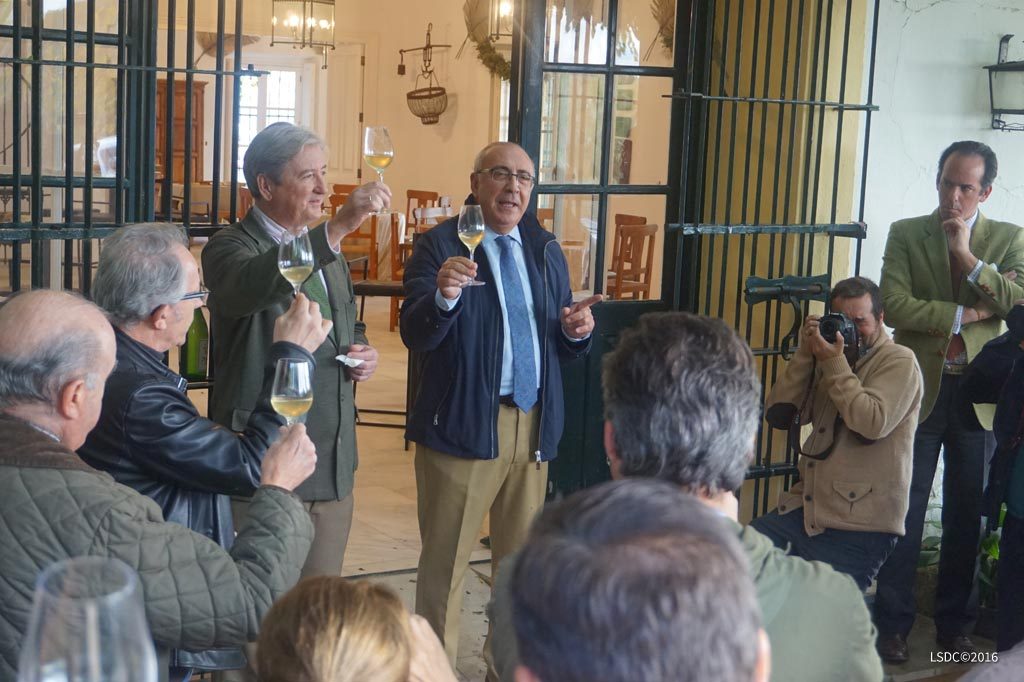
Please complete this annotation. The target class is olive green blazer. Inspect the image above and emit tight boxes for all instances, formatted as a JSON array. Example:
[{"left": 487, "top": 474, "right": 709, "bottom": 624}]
[
  {"left": 879, "top": 209, "right": 1024, "bottom": 427},
  {"left": 202, "top": 211, "right": 367, "bottom": 501}
]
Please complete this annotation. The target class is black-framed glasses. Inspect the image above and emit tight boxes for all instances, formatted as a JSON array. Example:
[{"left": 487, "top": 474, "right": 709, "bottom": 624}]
[
  {"left": 475, "top": 166, "right": 535, "bottom": 187},
  {"left": 180, "top": 286, "right": 209, "bottom": 303}
]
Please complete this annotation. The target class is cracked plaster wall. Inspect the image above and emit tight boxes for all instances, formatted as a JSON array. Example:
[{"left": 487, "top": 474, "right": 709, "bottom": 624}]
[{"left": 859, "top": 0, "right": 1024, "bottom": 283}]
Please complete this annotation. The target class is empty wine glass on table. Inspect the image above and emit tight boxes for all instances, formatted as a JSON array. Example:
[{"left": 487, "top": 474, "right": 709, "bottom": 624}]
[
  {"left": 271, "top": 358, "right": 313, "bottom": 425},
  {"left": 278, "top": 229, "right": 314, "bottom": 296},
  {"left": 18, "top": 556, "right": 158, "bottom": 682},
  {"left": 363, "top": 126, "right": 393, "bottom": 217},
  {"left": 457, "top": 205, "right": 486, "bottom": 287}
]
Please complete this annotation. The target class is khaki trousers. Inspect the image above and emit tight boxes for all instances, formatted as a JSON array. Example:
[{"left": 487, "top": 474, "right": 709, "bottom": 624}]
[{"left": 414, "top": 404, "right": 547, "bottom": 664}]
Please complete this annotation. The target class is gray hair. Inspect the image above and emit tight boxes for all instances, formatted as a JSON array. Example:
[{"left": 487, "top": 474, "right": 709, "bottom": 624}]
[
  {"left": 243, "top": 122, "right": 327, "bottom": 199},
  {"left": 0, "top": 292, "right": 105, "bottom": 410},
  {"left": 512, "top": 479, "right": 761, "bottom": 682},
  {"left": 602, "top": 312, "right": 762, "bottom": 494},
  {"left": 92, "top": 223, "right": 189, "bottom": 327}
]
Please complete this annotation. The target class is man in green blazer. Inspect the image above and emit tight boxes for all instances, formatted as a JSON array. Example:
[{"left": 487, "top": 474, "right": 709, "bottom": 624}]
[
  {"left": 875, "top": 141, "right": 1024, "bottom": 663},
  {"left": 203, "top": 122, "right": 391, "bottom": 578}
]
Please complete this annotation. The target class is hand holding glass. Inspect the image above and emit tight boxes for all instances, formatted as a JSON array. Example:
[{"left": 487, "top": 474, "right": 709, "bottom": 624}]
[
  {"left": 271, "top": 358, "right": 313, "bottom": 425},
  {"left": 278, "top": 230, "right": 314, "bottom": 296},
  {"left": 363, "top": 126, "right": 394, "bottom": 217},
  {"left": 457, "top": 205, "right": 486, "bottom": 287},
  {"left": 17, "top": 557, "right": 158, "bottom": 682}
]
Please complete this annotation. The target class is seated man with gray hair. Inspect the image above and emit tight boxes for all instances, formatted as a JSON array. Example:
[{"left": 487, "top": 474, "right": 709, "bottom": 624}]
[
  {"left": 510, "top": 479, "right": 770, "bottom": 682},
  {"left": 490, "top": 311, "right": 881, "bottom": 682},
  {"left": 0, "top": 289, "right": 317, "bottom": 680},
  {"left": 79, "top": 222, "right": 330, "bottom": 678}
]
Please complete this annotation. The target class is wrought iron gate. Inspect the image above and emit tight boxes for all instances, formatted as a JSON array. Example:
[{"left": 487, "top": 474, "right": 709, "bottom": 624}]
[{"left": 671, "top": 0, "right": 880, "bottom": 518}]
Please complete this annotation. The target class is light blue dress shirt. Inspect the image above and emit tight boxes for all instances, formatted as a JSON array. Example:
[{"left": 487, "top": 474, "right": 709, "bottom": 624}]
[{"left": 436, "top": 226, "right": 542, "bottom": 393}]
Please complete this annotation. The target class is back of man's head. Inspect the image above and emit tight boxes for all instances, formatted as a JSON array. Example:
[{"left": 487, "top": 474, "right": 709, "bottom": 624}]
[
  {"left": 602, "top": 311, "right": 761, "bottom": 494},
  {"left": 0, "top": 290, "right": 109, "bottom": 413},
  {"left": 510, "top": 479, "right": 764, "bottom": 682}
]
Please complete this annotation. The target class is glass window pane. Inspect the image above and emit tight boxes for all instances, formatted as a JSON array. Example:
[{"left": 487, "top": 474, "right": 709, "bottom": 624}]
[
  {"left": 609, "top": 75, "right": 671, "bottom": 185},
  {"left": 604, "top": 195, "right": 665, "bottom": 300},
  {"left": 544, "top": 0, "right": 608, "bottom": 65},
  {"left": 239, "top": 75, "right": 259, "bottom": 108},
  {"left": 539, "top": 73, "right": 604, "bottom": 185},
  {"left": 536, "top": 193, "right": 598, "bottom": 295},
  {"left": 267, "top": 70, "right": 297, "bottom": 110},
  {"left": 615, "top": 0, "right": 675, "bottom": 67}
]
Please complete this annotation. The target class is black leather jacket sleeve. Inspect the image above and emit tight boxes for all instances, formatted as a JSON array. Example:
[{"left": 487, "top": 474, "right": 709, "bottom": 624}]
[{"left": 121, "top": 341, "right": 315, "bottom": 495}]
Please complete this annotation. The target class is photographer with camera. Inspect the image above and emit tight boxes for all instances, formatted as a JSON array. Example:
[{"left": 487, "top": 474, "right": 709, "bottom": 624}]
[{"left": 754, "top": 276, "right": 923, "bottom": 592}]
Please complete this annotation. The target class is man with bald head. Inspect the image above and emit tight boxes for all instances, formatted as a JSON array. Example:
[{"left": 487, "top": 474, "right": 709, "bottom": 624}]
[
  {"left": 400, "top": 141, "right": 600, "bottom": 662},
  {"left": 0, "top": 289, "right": 318, "bottom": 681}
]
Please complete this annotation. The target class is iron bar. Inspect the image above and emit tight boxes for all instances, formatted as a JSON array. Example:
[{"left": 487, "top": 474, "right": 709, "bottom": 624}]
[
  {"left": 209, "top": 0, "right": 226, "bottom": 225},
  {"left": 669, "top": 90, "right": 877, "bottom": 110},
  {"left": 673, "top": 222, "right": 866, "bottom": 237},
  {"left": 30, "top": 0, "right": 43, "bottom": 288}
]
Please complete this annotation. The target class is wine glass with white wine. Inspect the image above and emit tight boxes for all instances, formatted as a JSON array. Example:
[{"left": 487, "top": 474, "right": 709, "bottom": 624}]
[
  {"left": 18, "top": 557, "right": 158, "bottom": 682},
  {"left": 363, "top": 126, "right": 393, "bottom": 216},
  {"left": 271, "top": 358, "right": 313, "bottom": 425},
  {"left": 457, "top": 205, "right": 486, "bottom": 287},
  {"left": 278, "top": 229, "right": 314, "bottom": 296}
]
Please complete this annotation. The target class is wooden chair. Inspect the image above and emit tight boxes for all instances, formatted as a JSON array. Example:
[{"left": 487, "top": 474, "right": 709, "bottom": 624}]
[
  {"left": 412, "top": 205, "right": 453, "bottom": 233},
  {"left": 607, "top": 222, "right": 657, "bottom": 300},
  {"left": 605, "top": 213, "right": 647, "bottom": 292},
  {"left": 536, "top": 207, "right": 554, "bottom": 230},
  {"left": 387, "top": 212, "right": 409, "bottom": 331},
  {"left": 330, "top": 190, "right": 378, "bottom": 280},
  {"left": 407, "top": 189, "right": 439, "bottom": 231}
]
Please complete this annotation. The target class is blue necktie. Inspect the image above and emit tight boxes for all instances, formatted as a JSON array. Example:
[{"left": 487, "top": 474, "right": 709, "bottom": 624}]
[{"left": 497, "top": 236, "right": 537, "bottom": 412}]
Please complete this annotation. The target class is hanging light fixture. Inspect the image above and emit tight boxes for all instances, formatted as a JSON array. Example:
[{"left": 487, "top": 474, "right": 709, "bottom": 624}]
[
  {"left": 489, "top": 0, "right": 514, "bottom": 42},
  {"left": 271, "top": 0, "right": 336, "bottom": 68}
]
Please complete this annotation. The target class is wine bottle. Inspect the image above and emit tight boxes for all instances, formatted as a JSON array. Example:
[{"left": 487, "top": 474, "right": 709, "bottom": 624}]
[{"left": 180, "top": 307, "right": 209, "bottom": 381}]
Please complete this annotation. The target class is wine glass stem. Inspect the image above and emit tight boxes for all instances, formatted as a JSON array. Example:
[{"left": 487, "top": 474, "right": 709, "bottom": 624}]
[
  {"left": 285, "top": 416, "right": 295, "bottom": 426},
  {"left": 376, "top": 171, "right": 384, "bottom": 183}
]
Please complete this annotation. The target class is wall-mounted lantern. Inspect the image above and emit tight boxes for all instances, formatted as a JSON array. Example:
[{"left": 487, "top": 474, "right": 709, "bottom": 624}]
[{"left": 985, "top": 34, "right": 1024, "bottom": 131}]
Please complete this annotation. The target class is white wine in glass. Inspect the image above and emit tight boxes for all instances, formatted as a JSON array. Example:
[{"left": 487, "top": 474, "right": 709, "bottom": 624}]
[
  {"left": 457, "top": 204, "right": 486, "bottom": 287},
  {"left": 271, "top": 358, "right": 313, "bottom": 425},
  {"left": 18, "top": 557, "right": 158, "bottom": 682},
  {"left": 363, "top": 126, "right": 393, "bottom": 216},
  {"left": 278, "top": 229, "right": 314, "bottom": 296}
]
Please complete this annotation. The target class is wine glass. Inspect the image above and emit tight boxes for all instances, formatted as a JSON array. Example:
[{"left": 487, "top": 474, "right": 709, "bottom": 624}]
[
  {"left": 363, "top": 126, "right": 393, "bottom": 217},
  {"left": 457, "top": 205, "right": 486, "bottom": 287},
  {"left": 18, "top": 557, "right": 158, "bottom": 682},
  {"left": 271, "top": 358, "right": 313, "bottom": 425},
  {"left": 278, "top": 229, "right": 314, "bottom": 296}
]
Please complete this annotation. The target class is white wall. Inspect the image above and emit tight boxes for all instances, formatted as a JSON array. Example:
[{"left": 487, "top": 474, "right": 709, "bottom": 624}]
[
  {"left": 859, "top": 0, "right": 1024, "bottom": 283},
  {"left": 158, "top": 0, "right": 499, "bottom": 210}
]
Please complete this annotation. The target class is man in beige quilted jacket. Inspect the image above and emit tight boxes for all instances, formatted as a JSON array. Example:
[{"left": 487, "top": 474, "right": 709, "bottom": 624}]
[{"left": 0, "top": 290, "right": 317, "bottom": 682}]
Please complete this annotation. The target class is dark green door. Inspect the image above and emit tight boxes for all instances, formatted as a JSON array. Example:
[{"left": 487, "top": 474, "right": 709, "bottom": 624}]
[{"left": 510, "top": 0, "right": 690, "bottom": 497}]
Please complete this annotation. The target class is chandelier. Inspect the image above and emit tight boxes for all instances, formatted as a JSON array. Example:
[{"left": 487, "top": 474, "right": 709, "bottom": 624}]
[{"left": 271, "top": 0, "right": 336, "bottom": 68}]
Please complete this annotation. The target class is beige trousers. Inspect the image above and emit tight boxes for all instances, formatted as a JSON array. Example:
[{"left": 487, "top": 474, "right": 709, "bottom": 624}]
[{"left": 414, "top": 404, "right": 548, "bottom": 665}]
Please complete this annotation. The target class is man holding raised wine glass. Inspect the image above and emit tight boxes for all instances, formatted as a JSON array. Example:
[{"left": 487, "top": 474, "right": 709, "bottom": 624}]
[
  {"left": 400, "top": 141, "right": 601, "bottom": 664},
  {"left": 203, "top": 122, "right": 390, "bottom": 579}
]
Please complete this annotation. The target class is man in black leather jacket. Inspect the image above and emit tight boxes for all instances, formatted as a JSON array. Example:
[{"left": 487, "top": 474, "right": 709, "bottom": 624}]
[{"left": 79, "top": 222, "right": 329, "bottom": 678}]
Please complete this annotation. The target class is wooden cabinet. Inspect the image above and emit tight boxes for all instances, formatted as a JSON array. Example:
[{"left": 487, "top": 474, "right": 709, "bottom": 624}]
[{"left": 155, "top": 79, "right": 205, "bottom": 182}]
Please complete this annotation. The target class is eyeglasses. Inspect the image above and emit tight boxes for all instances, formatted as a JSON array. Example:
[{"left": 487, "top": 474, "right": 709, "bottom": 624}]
[
  {"left": 180, "top": 286, "right": 209, "bottom": 303},
  {"left": 475, "top": 166, "right": 536, "bottom": 187}
]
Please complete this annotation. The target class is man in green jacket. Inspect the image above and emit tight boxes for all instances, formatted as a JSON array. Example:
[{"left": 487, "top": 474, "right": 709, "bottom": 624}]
[
  {"left": 488, "top": 312, "right": 882, "bottom": 682},
  {"left": 0, "top": 290, "right": 317, "bottom": 682},
  {"left": 875, "top": 141, "right": 1024, "bottom": 663},
  {"left": 203, "top": 122, "right": 390, "bottom": 578}
]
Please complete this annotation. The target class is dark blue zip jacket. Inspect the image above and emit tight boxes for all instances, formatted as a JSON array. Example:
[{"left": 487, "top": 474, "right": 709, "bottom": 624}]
[{"left": 400, "top": 211, "right": 590, "bottom": 461}]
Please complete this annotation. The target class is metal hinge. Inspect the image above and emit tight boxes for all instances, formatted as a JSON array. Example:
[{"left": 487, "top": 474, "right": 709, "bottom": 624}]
[
  {"left": 358, "top": 112, "right": 363, "bottom": 123},
  {"left": 361, "top": 55, "right": 366, "bottom": 66}
]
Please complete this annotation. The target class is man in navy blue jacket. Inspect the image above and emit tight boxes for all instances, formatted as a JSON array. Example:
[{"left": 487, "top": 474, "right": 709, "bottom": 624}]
[{"left": 400, "top": 142, "right": 599, "bottom": 664}]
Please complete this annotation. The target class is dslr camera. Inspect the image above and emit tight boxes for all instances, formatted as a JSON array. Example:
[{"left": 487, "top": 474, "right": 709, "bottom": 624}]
[{"left": 818, "top": 312, "right": 858, "bottom": 348}]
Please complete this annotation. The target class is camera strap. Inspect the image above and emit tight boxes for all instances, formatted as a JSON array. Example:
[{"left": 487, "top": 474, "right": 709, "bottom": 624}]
[{"left": 787, "top": 357, "right": 837, "bottom": 461}]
